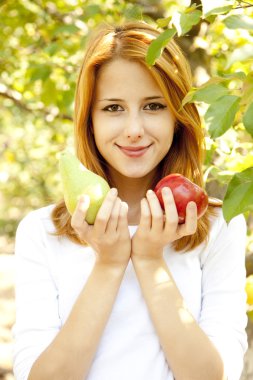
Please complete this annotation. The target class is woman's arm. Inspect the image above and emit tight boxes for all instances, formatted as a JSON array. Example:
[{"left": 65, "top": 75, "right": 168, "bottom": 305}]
[
  {"left": 15, "top": 189, "right": 131, "bottom": 380},
  {"left": 131, "top": 188, "right": 227, "bottom": 380},
  {"left": 131, "top": 256, "right": 226, "bottom": 380},
  {"left": 28, "top": 261, "right": 128, "bottom": 380}
]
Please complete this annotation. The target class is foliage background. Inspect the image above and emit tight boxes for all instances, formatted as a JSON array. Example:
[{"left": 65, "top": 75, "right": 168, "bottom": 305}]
[
  {"left": 0, "top": 0, "right": 252, "bottom": 264},
  {"left": 0, "top": 1, "right": 253, "bottom": 379}
]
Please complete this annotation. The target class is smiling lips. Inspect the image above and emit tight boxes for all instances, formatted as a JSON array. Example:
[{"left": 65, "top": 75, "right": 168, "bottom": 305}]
[{"left": 116, "top": 144, "right": 152, "bottom": 157}]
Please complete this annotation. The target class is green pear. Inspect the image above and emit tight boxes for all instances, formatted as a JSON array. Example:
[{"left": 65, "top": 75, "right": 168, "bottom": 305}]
[{"left": 59, "top": 151, "right": 110, "bottom": 224}]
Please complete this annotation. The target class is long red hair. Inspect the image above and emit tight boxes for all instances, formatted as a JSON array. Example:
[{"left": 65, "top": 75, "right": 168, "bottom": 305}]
[{"left": 52, "top": 20, "right": 220, "bottom": 252}]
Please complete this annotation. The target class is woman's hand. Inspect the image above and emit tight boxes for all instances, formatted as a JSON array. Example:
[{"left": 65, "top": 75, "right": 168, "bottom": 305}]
[
  {"left": 71, "top": 188, "right": 131, "bottom": 267},
  {"left": 131, "top": 187, "right": 197, "bottom": 260}
]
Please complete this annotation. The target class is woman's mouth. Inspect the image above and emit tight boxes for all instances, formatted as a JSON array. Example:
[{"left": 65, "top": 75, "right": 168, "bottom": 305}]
[{"left": 116, "top": 144, "right": 152, "bottom": 157}]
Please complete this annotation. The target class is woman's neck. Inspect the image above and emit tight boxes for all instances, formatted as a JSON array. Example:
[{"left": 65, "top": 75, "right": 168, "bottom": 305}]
[{"left": 108, "top": 171, "right": 155, "bottom": 225}]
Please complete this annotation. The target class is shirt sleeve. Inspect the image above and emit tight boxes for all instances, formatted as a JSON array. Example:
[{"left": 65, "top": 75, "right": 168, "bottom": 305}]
[
  {"left": 12, "top": 211, "right": 61, "bottom": 380},
  {"left": 199, "top": 212, "right": 248, "bottom": 380}
]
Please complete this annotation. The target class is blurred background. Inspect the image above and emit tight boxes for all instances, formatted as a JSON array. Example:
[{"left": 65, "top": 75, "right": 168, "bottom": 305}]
[{"left": 0, "top": 0, "right": 253, "bottom": 379}]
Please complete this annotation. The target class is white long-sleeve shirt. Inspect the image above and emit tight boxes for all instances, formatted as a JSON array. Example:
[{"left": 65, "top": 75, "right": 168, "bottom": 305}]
[{"left": 13, "top": 204, "right": 248, "bottom": 380}]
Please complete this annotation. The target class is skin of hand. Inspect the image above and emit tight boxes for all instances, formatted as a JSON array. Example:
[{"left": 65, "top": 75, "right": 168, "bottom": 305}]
[
  {"left": 131, "top": 187, "right": 198, "bottom": 259},
  {"left": 71, "top": 187, "right": 131, "bottom": 267}
]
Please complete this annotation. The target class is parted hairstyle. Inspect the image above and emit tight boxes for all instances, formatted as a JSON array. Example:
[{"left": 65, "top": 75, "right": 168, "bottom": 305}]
[{"left": 51, "top": 20, "right": 220, "bottom": 252}]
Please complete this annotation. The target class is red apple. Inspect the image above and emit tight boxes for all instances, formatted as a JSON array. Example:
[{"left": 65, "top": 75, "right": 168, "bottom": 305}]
[{"left": 154, "top": 173, "right": 208, "bottom": 224}]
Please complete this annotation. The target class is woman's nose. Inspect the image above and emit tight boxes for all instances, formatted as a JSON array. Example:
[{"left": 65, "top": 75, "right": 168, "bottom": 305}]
[{"left": 123, "top": 113, "right": 144, "bottom": 141}]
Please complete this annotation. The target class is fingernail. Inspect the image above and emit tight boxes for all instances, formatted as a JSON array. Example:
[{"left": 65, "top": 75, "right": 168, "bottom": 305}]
[
  {"left": 162, "top": 187, "right": 170, "bottom": 195},
  {"left": 80, "top": 194, "right": 89, "bottom": 203},
  {"left": 110, "top": 188, "right": 118, "bottom": 195},
  {"left": 79, "top": 195, "right": 90, "bottom": 211},
  {"left": 121, "top": 201, "right": 128, "bottom": 210},
  {"left": 188, "top": 201, "right": 196, "bottom": 209},
  {"left": 147, "top": 189, "right": 153, "bottom": 196}
]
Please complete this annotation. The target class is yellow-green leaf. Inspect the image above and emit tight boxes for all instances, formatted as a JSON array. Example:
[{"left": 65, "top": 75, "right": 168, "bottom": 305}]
[
  {"left": 193, "top": 83, "right": 229, "bottom": 104},
  {"left": 223, "top": 167, "right": 253, "bottom": 222},
  {"left": 243, "top": 102, "right": 253, "bottom": 138},
  {"left": 201, "top": 0, "right": 234, "bottom": 18},
  {"left": 172, "top": 10, "right": 202, "bottom": 36},
  {"left": 182, "top": 83, "right": 229, "bottom": 107},
  {"left": 224, "top": 15, "right": 253, "bottom": 30},
  {"left": 181, "top": 89, "right": 197, "bottom": 107},
  {"left": 29, "top": 65, "right": 51, "bottom": 82},
  {"left": 205, "top": 95, "right": 240, "bottom": 138},
  {"left": 52, "top": 24, "right": 79, "bottom": 36},
  {"left": 156, "top": 17, "right": 172, "bottom": 29},
  {"left": 146, "top": 28, "right": 176, "bottom": 66},
  {"left": 241, "top": 73, "right": 253, "bottom": 106}
]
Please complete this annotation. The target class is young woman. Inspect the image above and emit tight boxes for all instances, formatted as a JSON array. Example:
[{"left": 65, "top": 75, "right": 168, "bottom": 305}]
[{"left": 13, "top": 21, "right": 248, "bottom": 380}]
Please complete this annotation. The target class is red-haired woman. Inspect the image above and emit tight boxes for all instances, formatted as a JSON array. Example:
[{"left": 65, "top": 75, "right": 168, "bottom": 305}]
[{"left": 13, "top": 21, "right": 248, "bottom": 380}]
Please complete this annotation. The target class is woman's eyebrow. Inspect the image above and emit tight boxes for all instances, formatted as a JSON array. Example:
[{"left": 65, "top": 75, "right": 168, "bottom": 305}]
[{"left": 98, "top": 96, "right": 165, "bottom": 102}]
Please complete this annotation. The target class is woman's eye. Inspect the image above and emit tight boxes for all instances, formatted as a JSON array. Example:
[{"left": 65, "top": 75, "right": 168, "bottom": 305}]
[
  {"left": 103, "top": 104, "right": 123, "bottom": 112},
  {"left": 144, "top": 103, "right": 167, "bottom": 111}
]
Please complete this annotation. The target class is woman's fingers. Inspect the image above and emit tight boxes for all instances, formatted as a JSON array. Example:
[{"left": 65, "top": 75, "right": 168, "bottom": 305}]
[
  {"left": 94, "top": 188, "right": 118, "bottom": 232},
  {"left": 71, "top": 188, "right": 119, "bottom": 237},
  {"left": 139, "top": 187, "right": 197, "bottom": 240},
  {"left": 146, "top": 190, "right": 164, "bottom": 232},
  {"left": 139, "top": 197, "right": 151, "bottom": 230},
  {"left": 162, "top": 187, "right": 197, "bottom": 237},
  {"left": 117, "top": 201, "right": 129, "bottom": 233},
  {"left": 105, "top": 197, "right": 130, "bottom": 234},
  {"left": 106, "top": 197, "right": 121, "bottom": 232},
  {"left": 162, "top": 187, "right": 179, "bottom": 232},
  {"left": 71, "top": 194, "right": 90, "bottom": 237},
  {"left": 178, "top": 202, "right": 197, "bottom": 237}
]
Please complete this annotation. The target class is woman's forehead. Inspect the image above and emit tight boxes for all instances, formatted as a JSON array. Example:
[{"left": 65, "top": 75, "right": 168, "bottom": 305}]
[{"left": 94, "top": 58, "right": 164, "bottom": 100}]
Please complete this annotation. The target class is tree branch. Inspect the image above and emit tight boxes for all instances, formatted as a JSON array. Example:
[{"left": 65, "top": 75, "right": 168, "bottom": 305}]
[
  {"left": 0, "top": 90, "right": 73, "bottom": 121},
  {"left": 0, "top": 90, "right": 31, "bottom": 112},
  {"left": 236, "top": 0, "right": 253, "bottom": 8}
]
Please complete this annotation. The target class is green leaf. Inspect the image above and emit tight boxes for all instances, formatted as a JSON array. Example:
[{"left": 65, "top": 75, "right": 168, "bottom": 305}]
[
  {"left": 82, "top": 4, "right": 102, "bottom": 20},
  {"left": 241, "top": 73, "right": 253, "bottom": 106},
  {"left": 181, "top": 89, "right": 197, "bottom": 107},
  {"left": 194, "top": 83, "right": 229, "bottom": 103},
  {"left": 223, "top": 167, "right": 253, "bottom": 222},
  {"left": 182, "top": 83, "right": 229, "bottom": 107},
  {"left": 223, "top": 15, "right": 253, "bottom": 30},
  {"left": 205, "top": 95, "right": 240, "bottom": 138},
  {"left": 44, "top": 42, "right": 60, "bottom": 56},
  {"left": 41, "top": 79, "right": 58, "bottom": 106},
  {"left": 59, "top": 87, "right": 75, "bottom": 111},
  {"left": 146, "top": 28, "right": 176, "bottom": 66},
  {"left": 156, "top": 17, "right": 172, "bottom": 29},
  {"left": 206, "top": 5, "right": 233, "bottom": 16},
  {"left": 181, "top": 74, "right": 244, "bottom": 109},
  {"left": 219, "top": 72, "right": 247, "bottom": 81},
  {"left": 172, "top": 10, "right": 202, "bottom": 36},
  {"left": 202, "top": 1, "right": 234, "bottom": 18},
  {"left": 124, "top": 4, "right": 143, "bottom": 19},
  {"left": 29, "top": 65, "right": 51, "bottom": 82},
  {"left": 243, "top": 102, "right": 253, "bottom": 138},
  {"left": 52, "top": 24, "right": 79, "bottom": 36}
]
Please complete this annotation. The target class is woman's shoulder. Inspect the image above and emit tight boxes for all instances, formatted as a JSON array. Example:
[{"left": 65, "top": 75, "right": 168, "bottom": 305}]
[
  {"left": 199, "top": 207, "right": 247, "bottom": 266},
  {"left": 16, "top": 204, "right": 57, "bottom": 236},
  {"left": 208, "top": 206, "right": 246, "bottom": 239}
]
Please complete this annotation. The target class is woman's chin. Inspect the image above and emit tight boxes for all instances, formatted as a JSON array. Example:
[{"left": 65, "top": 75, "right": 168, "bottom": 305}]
[{"left": 110, "top": 166, "right": 156, "bottom": 181}]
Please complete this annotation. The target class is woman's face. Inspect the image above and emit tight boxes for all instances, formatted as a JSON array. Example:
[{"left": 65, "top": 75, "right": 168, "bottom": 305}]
[{"left": 91, "top": 58, "right": 175, "bottom": 181}]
